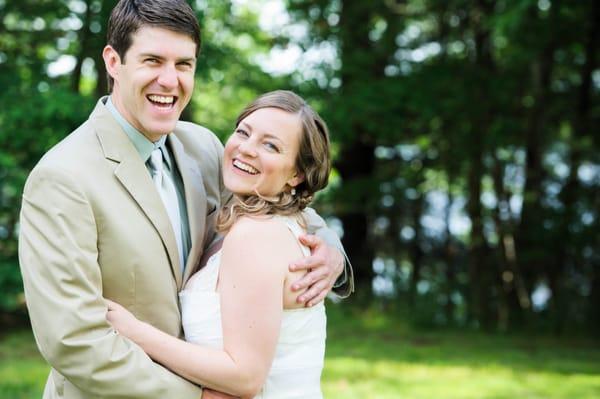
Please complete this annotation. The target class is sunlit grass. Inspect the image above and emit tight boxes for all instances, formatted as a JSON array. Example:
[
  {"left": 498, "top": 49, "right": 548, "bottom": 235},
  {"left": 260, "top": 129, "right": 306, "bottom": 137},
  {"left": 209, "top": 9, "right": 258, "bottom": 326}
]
[
  {"left": 0, "top": 330, "right": 47, "bottom": 398},
  {"left": 1, "top": 306, "right": 599, "bottom": 398},
  {"left": 322, "top": 306, "right": 600, "bottom": 399}
]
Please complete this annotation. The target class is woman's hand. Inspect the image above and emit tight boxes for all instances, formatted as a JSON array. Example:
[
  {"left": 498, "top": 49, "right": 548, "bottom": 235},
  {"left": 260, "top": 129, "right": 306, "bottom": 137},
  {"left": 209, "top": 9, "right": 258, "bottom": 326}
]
[{"left": 106, "top": 299, "right": 145, "bottom": 342}]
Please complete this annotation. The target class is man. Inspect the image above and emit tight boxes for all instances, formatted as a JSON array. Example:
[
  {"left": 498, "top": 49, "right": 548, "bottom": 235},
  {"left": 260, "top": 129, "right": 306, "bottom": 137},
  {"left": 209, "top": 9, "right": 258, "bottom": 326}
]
[{"left": 18, "top": 1, "right": 353, "bottom": 398}]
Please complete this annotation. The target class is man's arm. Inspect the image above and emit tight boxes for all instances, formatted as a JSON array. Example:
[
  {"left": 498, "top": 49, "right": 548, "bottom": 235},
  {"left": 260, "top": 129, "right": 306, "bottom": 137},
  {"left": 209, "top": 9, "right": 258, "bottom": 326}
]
[
  {"left": 201, "top": 134, "right": 231, "bottom": 261},
  {"left": 18, "top": 165, "right": 201, "bottom": 398},
  {"left": 290, "top": 207, "right": 354, "bottom": 303}
]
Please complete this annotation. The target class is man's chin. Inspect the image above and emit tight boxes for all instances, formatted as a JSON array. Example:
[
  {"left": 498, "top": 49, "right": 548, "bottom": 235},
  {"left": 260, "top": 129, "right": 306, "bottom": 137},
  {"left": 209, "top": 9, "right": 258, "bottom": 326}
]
[{"left": 144, "top": 121, "right": 179, "bottom": 139}]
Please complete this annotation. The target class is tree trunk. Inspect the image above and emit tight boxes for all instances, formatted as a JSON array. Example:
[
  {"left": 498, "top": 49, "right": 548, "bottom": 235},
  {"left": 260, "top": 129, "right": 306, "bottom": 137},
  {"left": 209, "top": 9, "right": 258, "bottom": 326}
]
[
  {"left": 466, "top": 0, "right": 496, "bottom": 329},
  {"left": 556, "top": 0, "right": 599, "bottom": 334},
  {"left": 71, "top": 0, "right": 93, "bottom": 93},
  {"left": 408, "top": 193, "right": 425, "bottom": 309},
  {"left": 443, "top": 175, "right": 457, "bottom": 324},
  {"left": 335, "top": 0, "right": 385, "bottom": 298},
  {"left": 515, "top": 3, "right": 558, "bottom": 300},
  {"left": 491, "top": 153, "right": 530, "bottom": 330},
  {"left": 95, "top": 0, "right": 119, "bottom": 97},
  {"left": 336, "top": 139, "right": 376, "bottom": 298}
]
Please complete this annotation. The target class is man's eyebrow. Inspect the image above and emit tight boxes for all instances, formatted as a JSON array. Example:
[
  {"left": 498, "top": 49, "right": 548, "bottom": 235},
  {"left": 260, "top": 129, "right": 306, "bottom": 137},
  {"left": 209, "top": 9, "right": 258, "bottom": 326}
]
[
  {"left": 138, "top": 53, "right": 196, "bottom": 63},
  {"left": 138, "top": 53, "right": 163, "bottom": 59}
]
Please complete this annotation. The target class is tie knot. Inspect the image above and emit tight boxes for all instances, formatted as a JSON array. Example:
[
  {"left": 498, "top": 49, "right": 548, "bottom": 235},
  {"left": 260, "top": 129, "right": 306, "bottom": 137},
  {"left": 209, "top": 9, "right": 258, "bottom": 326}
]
[{"left": 150, "top": 149, "right": 163, "bottom": 174}]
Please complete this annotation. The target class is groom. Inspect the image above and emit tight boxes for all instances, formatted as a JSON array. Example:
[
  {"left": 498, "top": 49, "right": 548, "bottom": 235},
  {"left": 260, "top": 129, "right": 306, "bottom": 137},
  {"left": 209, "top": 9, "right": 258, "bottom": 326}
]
[{"left": 18, "top": 0, "right": 352, "bottom": 398}]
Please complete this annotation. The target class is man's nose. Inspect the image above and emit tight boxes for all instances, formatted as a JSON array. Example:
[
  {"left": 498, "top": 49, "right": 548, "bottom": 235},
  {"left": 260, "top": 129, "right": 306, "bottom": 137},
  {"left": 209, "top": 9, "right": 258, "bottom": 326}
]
[{"left": 156, "top": 64, "right": 178, "bottom": 88}]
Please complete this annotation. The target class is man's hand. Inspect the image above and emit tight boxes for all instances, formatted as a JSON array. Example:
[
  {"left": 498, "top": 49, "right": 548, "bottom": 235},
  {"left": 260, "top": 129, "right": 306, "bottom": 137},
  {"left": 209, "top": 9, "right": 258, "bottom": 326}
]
[
  {"left": 289, "top": 234, "right": 344, "bottom": 307},
  {"left": 202, "top": 388, "right": 240, "bottom": 399}
]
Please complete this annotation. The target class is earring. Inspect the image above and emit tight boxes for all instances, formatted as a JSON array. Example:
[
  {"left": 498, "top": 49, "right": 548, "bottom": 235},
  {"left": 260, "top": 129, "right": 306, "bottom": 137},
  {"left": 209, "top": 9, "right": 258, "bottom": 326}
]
[{"left": 291, "top": 188, "right": 296, "bottom": 196}]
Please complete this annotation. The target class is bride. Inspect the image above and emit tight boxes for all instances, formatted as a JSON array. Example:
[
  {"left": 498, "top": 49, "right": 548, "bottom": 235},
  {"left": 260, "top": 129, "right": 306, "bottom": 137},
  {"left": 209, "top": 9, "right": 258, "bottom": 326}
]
[{"left": 107, "top": 90, "right": 333, "bottom": 398}]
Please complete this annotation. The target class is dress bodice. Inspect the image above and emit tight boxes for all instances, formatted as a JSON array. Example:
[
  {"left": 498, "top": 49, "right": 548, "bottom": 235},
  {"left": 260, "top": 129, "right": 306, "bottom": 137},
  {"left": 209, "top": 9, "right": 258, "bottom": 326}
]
[{"left": 179, "top": 216, "right": 326, "bottom": 399}]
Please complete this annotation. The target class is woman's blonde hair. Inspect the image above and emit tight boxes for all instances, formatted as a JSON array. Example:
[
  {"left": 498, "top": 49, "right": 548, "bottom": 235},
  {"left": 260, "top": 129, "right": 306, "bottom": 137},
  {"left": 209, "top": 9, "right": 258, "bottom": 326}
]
[{"left": 217, "top": 90, "right": 331, "bottom": 232}]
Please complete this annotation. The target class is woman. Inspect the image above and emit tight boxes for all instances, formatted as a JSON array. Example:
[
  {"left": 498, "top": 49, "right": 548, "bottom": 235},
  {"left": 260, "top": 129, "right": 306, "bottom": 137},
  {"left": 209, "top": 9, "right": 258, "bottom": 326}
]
[{"left": 107, "top": 90, "right": 331, "bottom": 398}]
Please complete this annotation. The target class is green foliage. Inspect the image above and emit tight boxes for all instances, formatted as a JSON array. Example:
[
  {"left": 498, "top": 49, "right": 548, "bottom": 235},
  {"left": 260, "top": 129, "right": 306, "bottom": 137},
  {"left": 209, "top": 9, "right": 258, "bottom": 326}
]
[
  {"left": 0, "top": 0, "right": 598, "bottom": 335},
  {"left": 0, "top": 0, "right": 279, "bottom": 315},
  {"left": 281, "top": 0, "right": 600, "bottom": 332}
]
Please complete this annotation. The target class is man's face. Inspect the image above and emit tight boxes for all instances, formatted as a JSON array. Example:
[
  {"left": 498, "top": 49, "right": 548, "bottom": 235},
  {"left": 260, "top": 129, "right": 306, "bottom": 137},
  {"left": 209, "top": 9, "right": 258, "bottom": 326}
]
[{"left": 103, "top": 26, "right": 197, "bottom": 142}]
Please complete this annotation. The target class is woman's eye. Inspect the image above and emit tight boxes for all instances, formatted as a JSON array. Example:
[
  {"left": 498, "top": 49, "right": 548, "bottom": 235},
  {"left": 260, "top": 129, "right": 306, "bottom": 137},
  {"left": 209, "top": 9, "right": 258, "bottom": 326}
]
[
  {"left": 236, "top": 129, "right": 249, "bottom": 137},
  {"left": 264, "top": 142, "right": 280, "bottom": 152}
]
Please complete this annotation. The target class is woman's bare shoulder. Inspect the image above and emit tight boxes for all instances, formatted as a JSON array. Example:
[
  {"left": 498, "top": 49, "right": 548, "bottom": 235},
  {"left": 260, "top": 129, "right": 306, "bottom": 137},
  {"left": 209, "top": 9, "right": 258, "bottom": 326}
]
[{"left": 223, "top": 215, "right": 302, "bottom": 261}]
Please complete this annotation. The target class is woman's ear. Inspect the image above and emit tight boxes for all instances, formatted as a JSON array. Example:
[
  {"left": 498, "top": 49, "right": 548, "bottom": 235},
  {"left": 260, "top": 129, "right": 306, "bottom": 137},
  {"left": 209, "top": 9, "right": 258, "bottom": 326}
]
[{"left": 287, "top": 171, "right": 305, "bottom": 188}]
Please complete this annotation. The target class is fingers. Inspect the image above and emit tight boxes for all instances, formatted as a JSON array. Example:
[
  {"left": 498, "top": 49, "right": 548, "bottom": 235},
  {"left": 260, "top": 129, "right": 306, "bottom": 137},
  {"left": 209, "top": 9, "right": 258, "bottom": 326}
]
[
  {"left": 202, "top": 389, "right": 241, "bottom": 399},
  {"left": 297, "top": 279, "right": 330, "bottom": 307},
  {"left": 306, "top": 288, "right": 328, "bottom": 307},
  {"left": 290, "top": 235, "right": 328, "bottom": 272},
  {"left": 289, "top": 254, "right": 326, "bottom": 273},
  {"left": 297, "top": 233, "right": 323, "bottom": 249},
  {"left": 105, "top": 299, "right": 119, "bottom": 310},
  {"left": 291, "top": 265, "right": 328, "bottom": 291}
]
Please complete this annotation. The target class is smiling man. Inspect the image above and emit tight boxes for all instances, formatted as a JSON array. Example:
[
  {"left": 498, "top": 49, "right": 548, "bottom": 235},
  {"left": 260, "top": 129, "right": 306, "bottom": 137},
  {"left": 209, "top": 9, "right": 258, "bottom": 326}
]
[{"left": 18, "top": 1, "right": 352, "bottom": 398}]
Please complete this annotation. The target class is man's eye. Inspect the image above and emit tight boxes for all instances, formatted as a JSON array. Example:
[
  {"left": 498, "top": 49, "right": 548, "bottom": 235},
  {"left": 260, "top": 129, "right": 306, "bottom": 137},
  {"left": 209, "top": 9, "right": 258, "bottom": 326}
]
[{"left": 145, "top": 58, "right": 159, "bottom": 64}]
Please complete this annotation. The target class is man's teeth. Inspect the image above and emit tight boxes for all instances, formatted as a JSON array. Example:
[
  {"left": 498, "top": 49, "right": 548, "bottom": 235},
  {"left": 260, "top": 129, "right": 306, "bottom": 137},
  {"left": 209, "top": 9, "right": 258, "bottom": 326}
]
[
  {"left": 148, "top": 95, "right": 174, "bottom": 104},
  {"left": 233, "top": 159, "right": 259, "bottom": 174}
]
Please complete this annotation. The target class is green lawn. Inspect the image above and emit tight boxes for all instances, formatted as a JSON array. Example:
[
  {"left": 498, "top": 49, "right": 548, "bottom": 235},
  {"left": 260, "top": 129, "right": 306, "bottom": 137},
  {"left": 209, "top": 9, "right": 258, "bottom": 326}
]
[{"left": 1, "top": 306, "right": 599, "bottom": 398}]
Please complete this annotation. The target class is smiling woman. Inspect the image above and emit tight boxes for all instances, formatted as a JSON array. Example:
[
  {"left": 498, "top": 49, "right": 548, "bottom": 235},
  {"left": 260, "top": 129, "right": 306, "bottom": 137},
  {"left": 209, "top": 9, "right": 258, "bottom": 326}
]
[{"left": 217, "top": 90, "right": 332, "bottom": 232}]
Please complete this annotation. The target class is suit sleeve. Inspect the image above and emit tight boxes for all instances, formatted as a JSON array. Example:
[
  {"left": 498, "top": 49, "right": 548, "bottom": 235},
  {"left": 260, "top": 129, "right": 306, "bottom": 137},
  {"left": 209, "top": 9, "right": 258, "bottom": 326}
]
[
  {"left": 302, "top": 207, "right": 354, "bottom": 298},
  {"left": 204, "top": 133, "right": 232, "bottom": 251},
  {"left": 18, "top": 165, "right": 202, "bottom": 398}
]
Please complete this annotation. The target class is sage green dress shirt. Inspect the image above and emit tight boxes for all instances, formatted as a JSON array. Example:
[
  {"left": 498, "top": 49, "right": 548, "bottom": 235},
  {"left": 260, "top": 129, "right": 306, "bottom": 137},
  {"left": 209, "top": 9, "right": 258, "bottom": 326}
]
[{"left": 106, "top": 96, "right": 192, "bottom": 270}]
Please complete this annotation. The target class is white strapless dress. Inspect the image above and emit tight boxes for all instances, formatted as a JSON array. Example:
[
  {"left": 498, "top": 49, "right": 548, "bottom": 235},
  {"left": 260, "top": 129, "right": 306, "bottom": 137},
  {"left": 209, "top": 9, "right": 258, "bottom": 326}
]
[{"left": 179, "top": 216, "right": 326, "bottom": 399}]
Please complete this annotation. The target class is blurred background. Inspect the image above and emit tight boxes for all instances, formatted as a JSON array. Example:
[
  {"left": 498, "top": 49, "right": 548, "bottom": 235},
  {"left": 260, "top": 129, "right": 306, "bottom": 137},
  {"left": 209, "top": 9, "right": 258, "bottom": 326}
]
[{"left": 0, "top": 0, "right": 599, "bottom": 398}]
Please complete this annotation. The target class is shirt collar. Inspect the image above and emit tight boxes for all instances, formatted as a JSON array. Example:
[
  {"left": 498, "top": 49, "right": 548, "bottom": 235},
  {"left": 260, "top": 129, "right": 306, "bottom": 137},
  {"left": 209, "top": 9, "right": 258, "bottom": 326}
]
[{"left": 105, "top": 96, "right": 171, "bottom": 168}]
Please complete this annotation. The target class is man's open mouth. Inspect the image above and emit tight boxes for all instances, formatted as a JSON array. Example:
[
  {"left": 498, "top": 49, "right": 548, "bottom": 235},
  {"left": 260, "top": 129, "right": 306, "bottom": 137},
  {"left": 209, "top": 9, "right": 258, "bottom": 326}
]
[{"left": 147, "top": 94, "right": 177, "bottom": 108}]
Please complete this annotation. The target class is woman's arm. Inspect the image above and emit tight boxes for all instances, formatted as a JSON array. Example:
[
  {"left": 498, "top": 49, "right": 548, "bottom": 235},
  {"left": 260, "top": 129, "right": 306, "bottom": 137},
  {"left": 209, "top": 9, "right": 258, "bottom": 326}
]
[{"left": 107, "top": 217, "right": 300, "bottom": 398}]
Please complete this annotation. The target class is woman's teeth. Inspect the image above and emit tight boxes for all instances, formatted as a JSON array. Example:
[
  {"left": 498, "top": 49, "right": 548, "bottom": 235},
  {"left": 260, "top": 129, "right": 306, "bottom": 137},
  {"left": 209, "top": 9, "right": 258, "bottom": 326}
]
[{"left": 233, "top": 159, "right": 259, "bottom": 174}]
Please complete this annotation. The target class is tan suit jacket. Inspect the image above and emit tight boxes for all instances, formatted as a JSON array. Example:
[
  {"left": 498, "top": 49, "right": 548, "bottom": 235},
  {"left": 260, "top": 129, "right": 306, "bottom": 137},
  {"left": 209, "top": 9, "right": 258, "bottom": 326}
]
[{"left": 18, "top": 98, "right": 227, "bottom": 398}]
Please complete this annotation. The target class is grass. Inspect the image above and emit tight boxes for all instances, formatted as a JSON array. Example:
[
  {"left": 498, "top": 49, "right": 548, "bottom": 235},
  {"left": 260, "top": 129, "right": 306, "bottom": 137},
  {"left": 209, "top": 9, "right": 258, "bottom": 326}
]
[{"left": 1, "top": 306, "right": 599, "bottom": 398}]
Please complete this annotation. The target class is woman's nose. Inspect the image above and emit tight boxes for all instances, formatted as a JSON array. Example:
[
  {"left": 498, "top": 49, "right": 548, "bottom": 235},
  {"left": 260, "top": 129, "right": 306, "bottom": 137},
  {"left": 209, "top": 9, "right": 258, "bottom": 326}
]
[{"left": 238, "top": 139, "right": 258, "bottom": 157}]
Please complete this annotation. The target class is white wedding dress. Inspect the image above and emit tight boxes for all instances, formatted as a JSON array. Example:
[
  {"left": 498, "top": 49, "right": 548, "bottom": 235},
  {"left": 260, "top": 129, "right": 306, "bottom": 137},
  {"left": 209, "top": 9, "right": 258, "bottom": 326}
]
[{"left": 179, "top": 216, "right": 326, "bottom": 399}]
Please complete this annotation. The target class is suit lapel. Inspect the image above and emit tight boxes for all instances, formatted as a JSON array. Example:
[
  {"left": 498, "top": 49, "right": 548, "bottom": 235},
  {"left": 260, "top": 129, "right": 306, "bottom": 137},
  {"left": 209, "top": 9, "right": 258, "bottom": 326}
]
[
  {"left": 169, "top": 134, "right": 208, "bottom": 284},
  {"left": 91, "top": 99, "right": 183, "bottom": 288}
]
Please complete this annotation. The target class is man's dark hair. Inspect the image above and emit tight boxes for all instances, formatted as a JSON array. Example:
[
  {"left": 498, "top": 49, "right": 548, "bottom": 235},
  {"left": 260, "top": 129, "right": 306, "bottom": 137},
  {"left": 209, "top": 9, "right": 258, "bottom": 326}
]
[{"left": 106, "top": 0, "right": 201, "bottom": 91}]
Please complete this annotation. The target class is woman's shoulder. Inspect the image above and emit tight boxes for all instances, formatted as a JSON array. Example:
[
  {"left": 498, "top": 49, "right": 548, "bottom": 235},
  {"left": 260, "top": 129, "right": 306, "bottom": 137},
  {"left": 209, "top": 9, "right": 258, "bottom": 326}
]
[{"left": 224, "top": 214, "right": 304, "bottom": 252}]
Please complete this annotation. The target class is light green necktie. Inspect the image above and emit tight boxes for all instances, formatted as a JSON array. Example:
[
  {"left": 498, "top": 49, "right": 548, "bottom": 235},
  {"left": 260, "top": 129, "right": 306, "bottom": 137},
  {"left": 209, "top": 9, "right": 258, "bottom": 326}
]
[{"left": 149, "top": 148, "right": 185, "bottom": 274}]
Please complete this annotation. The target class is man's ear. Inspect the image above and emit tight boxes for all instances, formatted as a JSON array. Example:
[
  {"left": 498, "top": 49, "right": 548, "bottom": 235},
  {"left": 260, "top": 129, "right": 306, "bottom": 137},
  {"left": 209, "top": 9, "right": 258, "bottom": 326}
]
[{"left": 102, "top": 45, "right": 121, "bottom": 81}]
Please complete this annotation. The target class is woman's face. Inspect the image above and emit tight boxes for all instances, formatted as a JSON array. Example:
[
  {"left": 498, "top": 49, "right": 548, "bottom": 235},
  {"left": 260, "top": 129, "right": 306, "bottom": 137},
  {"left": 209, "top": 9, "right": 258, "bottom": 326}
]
[{"left": 223, "top": 107, "right": 304, "bottom": 198}]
